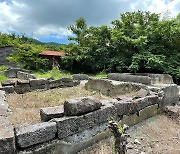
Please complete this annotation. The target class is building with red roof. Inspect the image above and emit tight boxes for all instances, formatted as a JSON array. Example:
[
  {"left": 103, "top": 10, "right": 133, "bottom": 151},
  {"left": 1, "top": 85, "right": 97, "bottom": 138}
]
[{"left": 39, "top": 50, "right": 66, "bottom": 69}]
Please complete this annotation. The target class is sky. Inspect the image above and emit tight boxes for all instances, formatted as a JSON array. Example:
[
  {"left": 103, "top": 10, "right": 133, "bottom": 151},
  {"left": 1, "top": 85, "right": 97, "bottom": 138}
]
[{"left": 0, "top": 0, "right": 179, "bottom": 44}]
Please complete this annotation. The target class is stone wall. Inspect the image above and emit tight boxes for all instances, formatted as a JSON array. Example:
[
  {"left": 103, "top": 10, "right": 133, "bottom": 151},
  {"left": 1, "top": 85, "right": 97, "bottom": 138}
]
[
  {"left": 108, "top": 73, "right": 174, "bottom": 85},
  {"left": 0, "top": 78, "right": 80, "bottom": 94},
  {"left": 85, "top": 78, "right": 149, "bottom": 97},
  {"left": 0, "top": 90, "right": 16, "bottom": 154},
  {"left": 108, "top": 73, "right": 151, "bottom": 85},
  {"left": 0, "top": 92, "right": 163, "bottom": 154},
  {"left": 4, "top": 68, "right": 29, "bottom": 78},
  {"left": 0, "top": 77, "right": 179, "bottom": 154},
  {"left": 133, "top": 73, "right": 174, "bottom": 85}
]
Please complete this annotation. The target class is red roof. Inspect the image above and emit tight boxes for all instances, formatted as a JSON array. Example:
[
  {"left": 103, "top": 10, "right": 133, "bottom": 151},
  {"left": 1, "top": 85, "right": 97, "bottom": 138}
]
[{"left": 39, "top": 51, "right": 65, "bottom": 57}]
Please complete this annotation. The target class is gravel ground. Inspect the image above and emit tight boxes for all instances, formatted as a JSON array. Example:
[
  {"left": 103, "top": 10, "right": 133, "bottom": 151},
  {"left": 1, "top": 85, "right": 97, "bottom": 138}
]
[{"left": 79, "top": 114, "right": 180, "bottom": 154}]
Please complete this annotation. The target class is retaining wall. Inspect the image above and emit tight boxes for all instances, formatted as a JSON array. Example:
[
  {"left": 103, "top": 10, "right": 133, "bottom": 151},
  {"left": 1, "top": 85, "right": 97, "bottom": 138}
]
[
  {"left": 1, "top": 81, "right": 179, "bottom": 153},
  {"left": 0, "top": 78, "right": 80, "bottom": 94},
  {"left": 0, "top": 77, "right": 179, "bottom": 154},
  {"left": 108, "top": 73, "right": 174, "bottom": 85},
  {"left": 85, "top": 78, "right": 149, "bottom": 97}
]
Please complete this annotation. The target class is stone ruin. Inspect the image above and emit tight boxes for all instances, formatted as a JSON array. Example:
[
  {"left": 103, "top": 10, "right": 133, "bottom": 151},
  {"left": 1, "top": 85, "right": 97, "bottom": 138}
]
[
  {"left": 0, "top": 68, "right": 80, "bottom": 94},
  {"left": 0, "top": 73, "right": 179, "bottom": 154}
]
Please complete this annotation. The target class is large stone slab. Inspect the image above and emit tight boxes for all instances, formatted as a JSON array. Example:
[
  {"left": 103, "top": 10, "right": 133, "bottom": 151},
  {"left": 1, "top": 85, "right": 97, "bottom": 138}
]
[
  {"left": 0, "top": 117, "right": 16, "bottom": 154},
  {"left": 15, "top": 122, "right": 57, "bottom": 148},
  {"left": 17, "top": 71, "right": 36, "bottom": 80},
  {"left": 40, "top": 105, "right": 64, "bottom": 122},
  {"left": 29, "top": 79, "right": 49, "bottom": 90},
  {"left": 120, "top": 104, "right": 159, "bottom": 127},
  {"left": 0, "top": 86, "right": 14, "bottom": 94},
  {"left": 110, "top": 95, "right": 159, "bottom": 116},
  {"left": 0, "top": 90, "right": 9, "bottom": 116},
  {"left": 49, "top": 79, "right": 63, "bottom": 89},
  {"left": 160, "top": 84, "right": 179, "bottom": 107},
  {"left": 73, "top": 74, "right": 89, "bottom": 80},
  {"left": 85, "top": 78, "right": 145, "bottom": 97},
  {"left": 60, "top": 78, "right": 74, "bottom": 87},
  {"left": 64, "top": 96, "right": 102, "bottom": 116},
  {"left": 108, "top": 73, "right": 151, "bottom": 85},
  {"left": 4, "top": 68, "right": 28, "bottom": 78},
  {"left": 14, "top": 84, "right": 31, "bottom": 94},
  {"left": 53, "top": 102, "right": 117, "bottom": 139},
  {"left": 1, "top": 79, "right": 17, "bottom": 87}
]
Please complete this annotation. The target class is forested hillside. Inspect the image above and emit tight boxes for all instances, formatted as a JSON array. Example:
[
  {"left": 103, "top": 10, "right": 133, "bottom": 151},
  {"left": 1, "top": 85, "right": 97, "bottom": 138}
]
[{"left": 0, "top": 11, "right": 180, "bottom": 82}]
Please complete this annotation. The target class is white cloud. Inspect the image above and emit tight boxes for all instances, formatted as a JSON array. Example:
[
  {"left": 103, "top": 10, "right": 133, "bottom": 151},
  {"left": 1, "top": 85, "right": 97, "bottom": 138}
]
[{"left": 0, "top": 0, "right": 179, "bottom": 38}]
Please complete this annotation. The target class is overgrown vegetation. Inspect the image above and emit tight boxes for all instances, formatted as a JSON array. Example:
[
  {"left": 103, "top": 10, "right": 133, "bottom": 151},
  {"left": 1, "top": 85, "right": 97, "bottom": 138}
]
[
  {"left": 1, "top": 11, "right": 180, "bottom": 83},
  {"left": 0, "top": 65, "right": 8, "bottom": 82},
  {"left": 64, "top": 11, "right": 180, "bottom": 83}
]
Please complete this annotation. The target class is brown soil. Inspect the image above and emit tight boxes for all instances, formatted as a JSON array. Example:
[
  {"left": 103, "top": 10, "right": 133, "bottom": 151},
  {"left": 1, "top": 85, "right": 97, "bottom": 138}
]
[{"left": 79, "top": 115, "right": 180, "bottom": 154}]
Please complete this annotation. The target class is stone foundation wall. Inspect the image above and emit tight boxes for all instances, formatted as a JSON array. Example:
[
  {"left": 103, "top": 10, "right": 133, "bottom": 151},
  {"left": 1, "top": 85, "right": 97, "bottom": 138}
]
[
  {"left": 0, "top": 78, "right": 80, "bottom": 94},
  {"left": 108, "top": 73, "right": 151, "bottom": 85},
  {"left": 0, "top": 77, "right": 179, "bottom": 154},
  {"left": 85, "top": 78, "right": 149, "bottom": 96},
  {"left": 108, "top": 73, "right": 174, "bottom": 85}
]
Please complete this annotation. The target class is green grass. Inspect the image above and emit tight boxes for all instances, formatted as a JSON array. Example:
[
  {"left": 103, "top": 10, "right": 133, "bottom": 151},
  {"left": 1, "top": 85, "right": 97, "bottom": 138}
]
[
  {"left": 91, "top": 72, "right": 107, "bottom": 78},
  {"left": 34, "top": 68, "right": 107, "bottom": 80},
  {"left": 0, "top": 65, "right": 8, "bottom": 82},
  {"left": 34, "top": 68, "right": 72, "bottom": 79}
]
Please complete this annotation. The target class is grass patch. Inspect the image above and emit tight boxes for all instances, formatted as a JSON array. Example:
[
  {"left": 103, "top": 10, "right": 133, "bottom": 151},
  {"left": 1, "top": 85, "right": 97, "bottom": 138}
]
[
  {"left": 91, "top": 72, "right": 107, "bottom": 78},
  {"left": 34, "top": 68, "right": 72, "bottom": 79},
  {"left": 0, "top": 65, "right": 8, "bottom": 82}
]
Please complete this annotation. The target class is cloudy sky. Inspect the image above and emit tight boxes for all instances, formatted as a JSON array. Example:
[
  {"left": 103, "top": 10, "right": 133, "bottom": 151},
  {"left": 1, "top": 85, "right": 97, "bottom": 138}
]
[{"left": 0, "top": 0, "right": 179, "bottom": 43}]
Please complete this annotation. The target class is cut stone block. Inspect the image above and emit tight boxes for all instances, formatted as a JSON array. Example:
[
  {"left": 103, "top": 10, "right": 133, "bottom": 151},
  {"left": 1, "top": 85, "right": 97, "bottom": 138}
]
[
  {"left": 64, "top": 96, "right": 102, "bottom": 116},
  {"left": 17, "top": 71, "right": 36, "bottom": 80},
  {"left": 29, "top": 79, "right": 49, "bottom": 90},
  {"left": 15, "top": 122, "right": 57, "bottom": 148},
  {"left": 4, "top": 68, "right": 28, "bottom": 78},
  {"left": 73, "top": 74, "right": 89, "bottom": 80},
  {"left": 120, "top": 104, "right": 159, "bottom": 127},
  {"left": 137, "top": 88, "right": 149, "bottom": 98},
  {"left": 49, "top": 79, "right": 63, "bottom": 89},
  {"left": 40, "top": 105, "right": 64, "bottom": 122},
  {"left": 14, "top": 84, "right": 30, "bottom": 94},
  {"left": 108, "top": 73, "right": 151, "bottom": 85},
  {"left": 0, "top": 92, "right": 9, "bottom": 116},
  {"left": 53, "top": 102, "right": 117, "bottom": 139},
  {"left": 111, "top": 95, "right": 159, "bottom": 116},
  {"left": 1, "top": 80, "right": 17, "bottom": 87},
  {"left": 0, "top": 86, "right": 14, "bottom": 94},
  {"left": 17, "top": 80, "right": 30, "bottom": 85},
  {"left": 0, "top": 117, "right": 16, "bottom": 154},
  {"left": 133, "top": 95, "right": 159, "bottom": 112},
  {"left": 160, "top": 84, "right": 179, "bottom": 107},
  {"left": 112, "top": 100, "right": 135, "bottom": 116},
  {"left": 29, "top": 79, "right": 49, "bottom": 87}
]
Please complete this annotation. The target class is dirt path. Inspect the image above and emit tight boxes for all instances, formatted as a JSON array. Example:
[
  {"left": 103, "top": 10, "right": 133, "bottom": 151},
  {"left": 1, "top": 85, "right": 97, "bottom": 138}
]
[{"left": 79, "top": 114, "right": 180, "bottom": 154}]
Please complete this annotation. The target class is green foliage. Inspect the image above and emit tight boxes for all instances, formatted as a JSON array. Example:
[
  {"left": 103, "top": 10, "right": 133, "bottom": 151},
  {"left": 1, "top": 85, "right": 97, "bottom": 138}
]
[
  {"left": 1, "top": 11, "right": 180, "bottom": 83},
  {"left": 0, "top": 32, "right": 69, "bottom": 71},
  {"left": 63, "top": 11, "right": 180, "bottom": 83},
  {"left": 7, "top": 44, "right": 48, "bottom": 70},
  {"left": 0, "top": 65, "right": 8, "bottom": 82}
]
